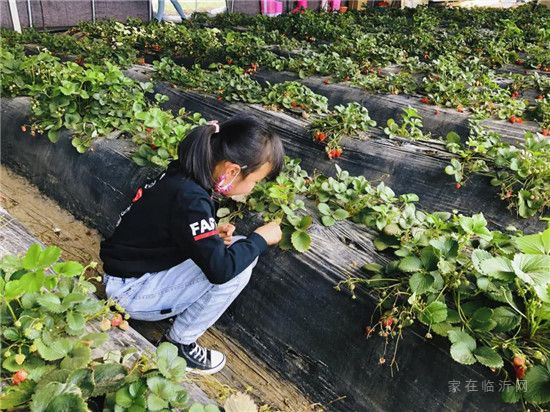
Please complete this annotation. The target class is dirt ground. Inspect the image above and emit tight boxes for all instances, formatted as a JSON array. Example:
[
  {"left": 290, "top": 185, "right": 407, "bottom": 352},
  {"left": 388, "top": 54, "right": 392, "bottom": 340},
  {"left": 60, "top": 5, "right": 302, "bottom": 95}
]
[{"left": 0, "top": 165, "right": 316, "bottom": 412}]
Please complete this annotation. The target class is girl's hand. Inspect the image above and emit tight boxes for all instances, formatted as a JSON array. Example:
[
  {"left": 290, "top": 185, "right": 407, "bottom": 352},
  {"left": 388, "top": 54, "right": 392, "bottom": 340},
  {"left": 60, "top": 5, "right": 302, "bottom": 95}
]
[
  {"left": 218, "top": 223, "right": 235, "bottom": 246},
  {"left": 254, "top": 221, "right": 282, "bottom": 246}
]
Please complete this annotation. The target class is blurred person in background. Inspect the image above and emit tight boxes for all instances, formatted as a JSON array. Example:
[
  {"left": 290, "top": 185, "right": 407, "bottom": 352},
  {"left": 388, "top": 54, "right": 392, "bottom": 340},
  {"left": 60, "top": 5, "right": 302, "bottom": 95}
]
[{"left": 155, "top": 0, "right": 187, "bottom": 22}]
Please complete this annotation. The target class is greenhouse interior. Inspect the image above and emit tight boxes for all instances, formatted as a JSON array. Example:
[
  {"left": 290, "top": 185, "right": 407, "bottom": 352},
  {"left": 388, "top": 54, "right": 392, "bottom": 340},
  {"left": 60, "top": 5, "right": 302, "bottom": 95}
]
[{"left": 0, "top": 0, "right": 549, "bottom": 411}]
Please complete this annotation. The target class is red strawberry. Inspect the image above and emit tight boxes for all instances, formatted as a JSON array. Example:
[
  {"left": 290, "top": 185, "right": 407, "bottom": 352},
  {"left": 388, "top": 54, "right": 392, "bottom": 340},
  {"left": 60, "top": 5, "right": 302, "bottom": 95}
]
[
  {"left": 504, "top": 190, "right": 513, "bottom": 199},
  {"left": 111, "top": 313, "right": 123, "bottom": 327},
  {"left": 457, "top": 105, "right": 464, "bottom": 113},
  {"left": 137, "top": 57, "right": 145, "bottom": 65},
  {"left": 511, "top": 91, "right": 520, "bottom": 98},
  {"left": 244, "top": 69, "right": 252, "bottom": 75},
  {"left": 327, "top": 150, "right": 335, "bottom": 159},
  {"left": 149, "top": 143, "right": 158, "bottom": 149},
  {"left": 509, "top": 115, "right": 517, "bottom": 123},
  {"left": 515, "top": 59, "right": 525, "bottom": 65},
  {"left": 544, "top": 67, "right": 550, "bottom": 72},
  {"left": 323, "top": 79, "right": 330, "bottom": 85},
  {"left": 12, "top": 370, "right": 28, "bottom": 385},
  {"left": 145, "top": 127, "right": 153, "bottom": 134},
  {"left": 516, "top": 117, "right": 523, "bottom": 124},
  {"left": 343, "top": 76, "right": 350, "bottom": 81},
  {"left": 542, "top": 129, "right": 549, "bottom": 136},
  {"left": 515, "top": 365, "right": 526, "bottom": 380},
  {"left": 513, "top": 355, "right": 525, "bottom": 367},
  {"left": 217, "top": 95, "right": 223, "bottom": 101},
  {"left": 290, "top": 101, "right": 298, "bottom": 108},
  {"left": 315, "top": 131, "right": 327, "bottom": 142},
  {"left": 455, "top": 183, "right": 462, "bottom": 189},
  {"left": 536, "top": 95, "right": 544, "bottom": 100},
  {"left": 382, "top": 317, "right": 394, "bottom": 328},
  {"left": 21, "top": 125, "right": 27, "bottom": 132},
  {"left": 151, "top": 44, "right": 161, "bottom": 52},
  {"left": 251, "top": 63, "right": 258, "bottom": 71},
  {"left": 420, "top": 97, "right": 430, "bottom": 104}
]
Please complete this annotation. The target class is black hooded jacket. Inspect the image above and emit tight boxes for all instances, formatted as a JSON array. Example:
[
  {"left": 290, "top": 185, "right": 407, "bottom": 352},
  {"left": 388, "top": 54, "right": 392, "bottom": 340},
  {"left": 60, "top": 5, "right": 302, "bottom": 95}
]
[{"left": 99, "top": 166, "right": 267, "bottom": 284}]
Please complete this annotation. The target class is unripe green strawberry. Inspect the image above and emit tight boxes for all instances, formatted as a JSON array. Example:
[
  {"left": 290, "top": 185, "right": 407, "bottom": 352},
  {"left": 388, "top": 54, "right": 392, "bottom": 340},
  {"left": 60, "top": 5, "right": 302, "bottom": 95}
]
[
  {"left": 99, "top": 318, "right": 111, "bottom": 331},
  {"left": 532, "top": 351, "right": 546, "bottom": 363},
  {"left": 383, "top": 223, "right": 400, "bottom": 236},
  {"left": 15, "top": 354, "right": 25, "bottom": 365}
]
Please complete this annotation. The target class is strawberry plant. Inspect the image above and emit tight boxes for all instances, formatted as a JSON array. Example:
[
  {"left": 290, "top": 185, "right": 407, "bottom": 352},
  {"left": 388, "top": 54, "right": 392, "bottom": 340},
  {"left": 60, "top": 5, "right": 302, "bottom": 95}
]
[
  {"left": 339, "top": 222, "right": 550, "bottom": 408},
  {"left": 286, "top": 48, "right": 360, "bottom": 81},
  {"left": 263, "top": 81, "right": 329, "bottom": 115},
  {"left": 132, "top": 106, "right": 206, "bottom": 168},
  {"left": 384, "top": 106, "right": 431, "bottom": 140},
  {"left": 0, "top": 244, "right": 219, "bottom": 411},
  {"left": 0, "top": 27, "right": 137, "bottom": 67},
  {"left": 154, "top": 58, "right": 264, "bottom": 104},
  {"left": 218, "top": 157, "right": 313, "bottom": 252},
  {"left": 3, "top": 51, "right": 206, "bottom": 165},
  {"left": 534, "top": 96, "right": 550, "bottom": 129},
  {"left": 6, "top": 51, "right": 152, "bottom": 152},
  {"left": 445, "top": 120, "right": 550, "bottom": 218},
  {"left": 310, "top": 102, "right": 376, "bottom": 157}
]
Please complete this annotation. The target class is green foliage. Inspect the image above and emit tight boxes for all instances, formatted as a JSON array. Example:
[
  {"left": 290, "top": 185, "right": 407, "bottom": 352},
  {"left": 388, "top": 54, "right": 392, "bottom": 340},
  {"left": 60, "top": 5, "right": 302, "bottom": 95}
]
[
  {"left": 445, "top": 120, "right": 550, "bottom": 218},
  {"left": 383, "top": 106, "right": 431, "bottom": 140},
  {"left": 263, "top": 81, "right": 328, "bottom": 115},
  {"left": 0, "top": 244, "right": 218, "bottom": 411},
  {"left": 310, "top": 102, "right": 376, "bottom": 154}
]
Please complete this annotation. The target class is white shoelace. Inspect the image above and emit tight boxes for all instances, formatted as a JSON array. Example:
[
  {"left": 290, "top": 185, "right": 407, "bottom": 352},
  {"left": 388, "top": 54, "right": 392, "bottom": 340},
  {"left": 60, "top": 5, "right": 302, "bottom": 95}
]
[{"left": 189, "top": 344, "right": 208, "bottom": 363}]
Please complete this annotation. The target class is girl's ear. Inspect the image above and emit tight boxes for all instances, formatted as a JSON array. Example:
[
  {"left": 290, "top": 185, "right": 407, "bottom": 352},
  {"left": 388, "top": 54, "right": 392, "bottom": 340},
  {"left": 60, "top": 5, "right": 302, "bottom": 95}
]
[{"left": 226, "top": 162, "right": 243, "bottom": 178}]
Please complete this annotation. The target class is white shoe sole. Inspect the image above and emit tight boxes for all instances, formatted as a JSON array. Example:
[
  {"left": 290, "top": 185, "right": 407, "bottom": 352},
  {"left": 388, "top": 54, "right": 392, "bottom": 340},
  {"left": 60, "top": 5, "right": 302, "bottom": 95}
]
[{"left": 185, "top": 356, "right": 226, "bottom": 375}]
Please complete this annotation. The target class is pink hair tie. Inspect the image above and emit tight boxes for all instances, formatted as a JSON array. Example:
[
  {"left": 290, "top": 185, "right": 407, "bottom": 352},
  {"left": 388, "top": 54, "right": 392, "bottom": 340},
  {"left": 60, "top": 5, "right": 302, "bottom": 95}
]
[{"left": 207, "top": 120, "right": 220, "bottom": 134}]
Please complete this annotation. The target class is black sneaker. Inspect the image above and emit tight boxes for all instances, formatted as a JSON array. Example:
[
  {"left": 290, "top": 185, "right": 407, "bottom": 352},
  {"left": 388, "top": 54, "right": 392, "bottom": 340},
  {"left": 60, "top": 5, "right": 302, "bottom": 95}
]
[{"left": 158, "top": 333, "right": 226, "bottom": 375}]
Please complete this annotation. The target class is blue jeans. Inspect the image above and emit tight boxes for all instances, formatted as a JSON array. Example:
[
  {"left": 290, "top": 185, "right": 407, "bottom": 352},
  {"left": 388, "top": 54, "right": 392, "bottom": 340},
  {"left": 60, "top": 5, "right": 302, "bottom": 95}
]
[
  {"left": 103, "top": 235, "right": 257, "bottom": 344},
  {"left": 155, "top": 0, "right": 187, "bottom": 21}
]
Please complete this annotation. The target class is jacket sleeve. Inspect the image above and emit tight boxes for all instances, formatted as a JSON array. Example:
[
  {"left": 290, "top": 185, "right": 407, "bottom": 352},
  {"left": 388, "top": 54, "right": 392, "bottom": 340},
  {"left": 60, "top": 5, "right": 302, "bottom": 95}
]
[{"left": 170, "top": 189, "right": 268, "bottom": 284}]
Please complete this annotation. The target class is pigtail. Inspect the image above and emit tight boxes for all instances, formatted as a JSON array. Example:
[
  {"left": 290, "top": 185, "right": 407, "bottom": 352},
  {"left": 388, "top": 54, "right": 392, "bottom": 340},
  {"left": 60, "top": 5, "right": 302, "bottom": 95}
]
[
  {"left": 172, "top": 124, "right": 218, "bottom": 190},
  {"left": 170, "top": 114, "right": 284, "bottom": 188}
]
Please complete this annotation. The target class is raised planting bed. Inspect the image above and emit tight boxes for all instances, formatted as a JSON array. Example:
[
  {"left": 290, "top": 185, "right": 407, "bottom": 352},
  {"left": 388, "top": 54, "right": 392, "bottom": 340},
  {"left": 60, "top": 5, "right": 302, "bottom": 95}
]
[
  {"left": 251, "top": 70, "right": 541, "bottom": 144},
  {"left": 123, "top": 67, "right": 547, "bottom": 234},
  {"left": 0, "top": 96, "right": 527, "bottom": 412}
]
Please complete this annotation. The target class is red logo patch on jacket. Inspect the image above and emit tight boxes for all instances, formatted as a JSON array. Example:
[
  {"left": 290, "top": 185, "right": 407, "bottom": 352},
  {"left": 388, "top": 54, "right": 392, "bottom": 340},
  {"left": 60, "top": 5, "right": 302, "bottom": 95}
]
[{"left": 132, "top": 187, "right": 143, "bottom": 203}]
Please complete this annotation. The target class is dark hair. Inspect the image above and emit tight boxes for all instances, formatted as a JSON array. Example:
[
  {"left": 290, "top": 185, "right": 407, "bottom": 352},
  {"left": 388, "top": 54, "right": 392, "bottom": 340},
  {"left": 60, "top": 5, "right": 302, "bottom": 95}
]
[{"left": 169, "top": 114, "right": 285, "bottom": 190}]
